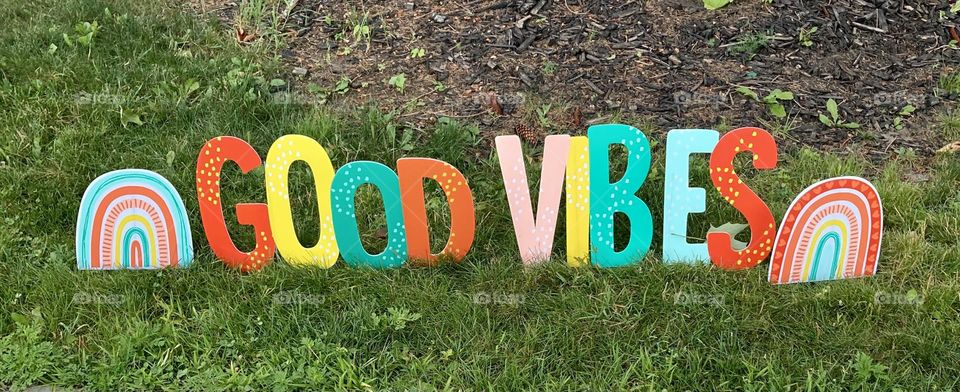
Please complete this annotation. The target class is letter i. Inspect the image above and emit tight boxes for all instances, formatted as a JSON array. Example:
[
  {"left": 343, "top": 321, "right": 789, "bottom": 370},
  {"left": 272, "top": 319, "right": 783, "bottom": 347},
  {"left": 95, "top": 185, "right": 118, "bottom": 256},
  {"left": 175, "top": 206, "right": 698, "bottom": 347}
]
[{"left": 565, "top": 136, "right": 590, "bottom": 266}]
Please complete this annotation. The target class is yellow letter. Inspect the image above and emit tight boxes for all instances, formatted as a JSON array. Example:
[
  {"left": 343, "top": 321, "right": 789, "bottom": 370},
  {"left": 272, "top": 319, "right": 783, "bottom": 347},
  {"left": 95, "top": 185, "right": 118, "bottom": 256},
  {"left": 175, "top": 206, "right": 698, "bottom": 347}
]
[
  {"left": 265, "top": 135, "right": 338, "bottom": 267},
  {"left": 565, "top": 136, "right": 590, "bottom": 267}
]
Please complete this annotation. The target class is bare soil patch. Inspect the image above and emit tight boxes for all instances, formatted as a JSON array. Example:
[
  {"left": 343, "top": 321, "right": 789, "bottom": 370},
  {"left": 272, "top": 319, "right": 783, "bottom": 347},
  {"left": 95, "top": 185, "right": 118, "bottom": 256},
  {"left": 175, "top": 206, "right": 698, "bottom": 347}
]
[{"left": 196, "top": 0, "right": 959, "bottom": 160}]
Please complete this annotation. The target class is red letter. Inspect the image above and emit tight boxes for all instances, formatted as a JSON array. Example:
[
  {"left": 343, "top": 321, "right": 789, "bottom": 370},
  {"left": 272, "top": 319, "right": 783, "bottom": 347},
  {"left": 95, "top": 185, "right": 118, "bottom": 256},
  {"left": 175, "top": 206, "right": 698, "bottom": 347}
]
[
  {"left": 708, "top": 127, "right": 777, "bottom": 270},
  {"left": 397, "top": 158, "right": 475, "bottom": 265},
  {"left": 196, "top": 136, "right": 276, "bottom": 272}
]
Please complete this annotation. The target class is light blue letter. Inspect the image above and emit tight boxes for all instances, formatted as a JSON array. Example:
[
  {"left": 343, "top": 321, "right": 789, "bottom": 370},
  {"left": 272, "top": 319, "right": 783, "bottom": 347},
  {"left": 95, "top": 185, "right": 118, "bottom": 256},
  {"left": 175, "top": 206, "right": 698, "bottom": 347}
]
[{"left": 662, "top": 129, "right": 719, "bottom": 263}]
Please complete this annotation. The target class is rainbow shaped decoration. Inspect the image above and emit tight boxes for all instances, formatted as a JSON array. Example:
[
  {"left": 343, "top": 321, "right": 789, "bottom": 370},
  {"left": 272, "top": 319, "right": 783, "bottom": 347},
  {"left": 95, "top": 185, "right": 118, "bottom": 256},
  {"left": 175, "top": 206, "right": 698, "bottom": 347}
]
[
  {"left": 768, "top": 176, "right": 883, "bottom": 284},
  {"left": 76, "top": 169, "right": 194, "bottom": 270}
]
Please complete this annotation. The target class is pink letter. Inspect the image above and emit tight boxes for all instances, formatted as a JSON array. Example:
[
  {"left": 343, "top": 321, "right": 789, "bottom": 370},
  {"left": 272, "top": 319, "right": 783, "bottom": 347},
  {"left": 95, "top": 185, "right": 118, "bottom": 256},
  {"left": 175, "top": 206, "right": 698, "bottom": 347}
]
[{"left": 495, "top": 135, "right": 571, "bottom": 265}]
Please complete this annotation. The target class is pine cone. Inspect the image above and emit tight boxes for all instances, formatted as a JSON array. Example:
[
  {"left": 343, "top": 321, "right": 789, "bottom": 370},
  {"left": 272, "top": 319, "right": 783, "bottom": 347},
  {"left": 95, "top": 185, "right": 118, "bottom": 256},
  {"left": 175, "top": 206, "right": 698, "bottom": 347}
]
[
  {"left": 487, "top": 93, "right": 503, "bottom": 115},
  {"left": 514, "top": 123, "right": 540, "bottom": 144},
  {"left": 570, "top": 107, "right": 584, "bottom": 131}
]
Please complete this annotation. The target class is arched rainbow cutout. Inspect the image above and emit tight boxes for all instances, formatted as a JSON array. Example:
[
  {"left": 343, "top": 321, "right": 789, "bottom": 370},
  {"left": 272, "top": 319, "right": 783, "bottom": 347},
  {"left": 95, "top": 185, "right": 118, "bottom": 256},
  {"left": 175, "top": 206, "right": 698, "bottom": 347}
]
[
  {"left": 76, "top": 169, "right": 193, "bottom": 270},
  {"left": 768, "top": 176, "right": 883, "bottom": 284}
]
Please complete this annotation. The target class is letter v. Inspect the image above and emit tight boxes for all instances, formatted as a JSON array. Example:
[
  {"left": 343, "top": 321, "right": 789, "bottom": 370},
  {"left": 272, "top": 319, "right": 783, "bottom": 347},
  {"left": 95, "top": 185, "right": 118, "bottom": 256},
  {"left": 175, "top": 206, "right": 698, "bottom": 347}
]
[{"left": 495, "top": 135, "right": 571, "bottom": 266}]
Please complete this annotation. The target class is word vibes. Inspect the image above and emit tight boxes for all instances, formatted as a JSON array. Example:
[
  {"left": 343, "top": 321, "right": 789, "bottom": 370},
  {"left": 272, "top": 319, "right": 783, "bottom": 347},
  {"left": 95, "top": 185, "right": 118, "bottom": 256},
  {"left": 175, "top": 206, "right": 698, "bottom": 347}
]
[{"left": 75, "top": 125, "right": 884, "bottom": 285}]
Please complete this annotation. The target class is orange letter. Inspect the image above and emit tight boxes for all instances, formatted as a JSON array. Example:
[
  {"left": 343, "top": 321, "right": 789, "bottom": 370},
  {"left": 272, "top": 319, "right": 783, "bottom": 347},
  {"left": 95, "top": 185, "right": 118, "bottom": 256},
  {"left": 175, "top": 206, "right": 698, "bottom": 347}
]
[
  {"left": 397, "top": 158, "right": 475, "bottom": 265},
  {"left": 707, "top": 127, "right": 777, "bottom": 270},
  {"left": 196, "top": 136, "right": 275, "bottom": 272}
]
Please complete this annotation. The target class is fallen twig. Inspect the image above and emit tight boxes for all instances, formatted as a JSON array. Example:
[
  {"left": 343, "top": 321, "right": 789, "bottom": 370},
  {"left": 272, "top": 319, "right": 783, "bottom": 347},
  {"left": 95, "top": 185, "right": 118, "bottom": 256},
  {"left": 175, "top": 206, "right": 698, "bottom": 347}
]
[
  {"left": 478, "top": 0, "right": 512, "bottom": 13},
  {"left": 850, "top": 21, "right": 887, "bottom": 34}
]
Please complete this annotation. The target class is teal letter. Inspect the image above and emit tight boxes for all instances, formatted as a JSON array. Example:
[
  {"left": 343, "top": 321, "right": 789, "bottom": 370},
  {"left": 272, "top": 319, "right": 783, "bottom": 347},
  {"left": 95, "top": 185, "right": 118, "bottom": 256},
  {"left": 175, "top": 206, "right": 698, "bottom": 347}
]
[
  {"left": 588, "top": 124, "right": 653, "bottom": 267},
  {"left": 661, "top": 129, "right": 719, "bottom": 263},
  {"left": 331, "top": 161, "right": 408, "bottom": 268}
]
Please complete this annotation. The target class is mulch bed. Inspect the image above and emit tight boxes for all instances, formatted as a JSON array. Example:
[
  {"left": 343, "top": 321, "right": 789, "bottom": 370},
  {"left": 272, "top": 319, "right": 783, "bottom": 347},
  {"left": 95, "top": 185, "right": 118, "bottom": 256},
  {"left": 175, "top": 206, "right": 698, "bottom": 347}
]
[{"left": 197, "top": 0, "right": 959, "bottom": 161}]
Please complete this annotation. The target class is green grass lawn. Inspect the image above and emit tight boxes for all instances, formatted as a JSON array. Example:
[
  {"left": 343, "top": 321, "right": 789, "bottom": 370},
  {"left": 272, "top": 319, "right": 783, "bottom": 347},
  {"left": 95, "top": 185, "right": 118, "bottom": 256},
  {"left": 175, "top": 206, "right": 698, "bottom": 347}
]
[{"left": 1, "top": 0, "right": 959, "bottom": 390}]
